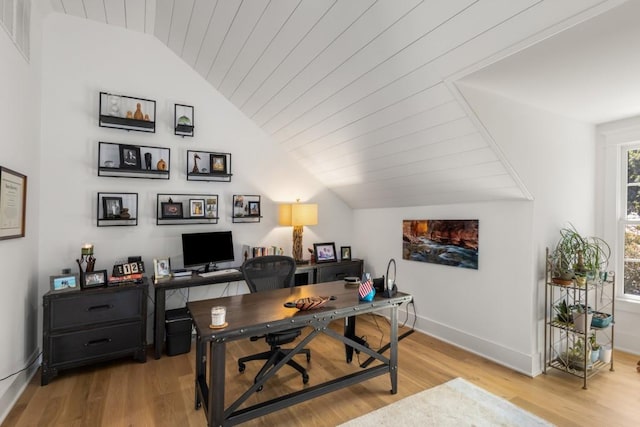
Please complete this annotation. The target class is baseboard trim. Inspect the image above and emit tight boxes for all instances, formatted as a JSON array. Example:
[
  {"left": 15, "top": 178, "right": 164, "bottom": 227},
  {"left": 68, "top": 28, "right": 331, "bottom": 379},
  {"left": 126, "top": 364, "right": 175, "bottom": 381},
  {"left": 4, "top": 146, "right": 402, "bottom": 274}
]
[{"left": 0, "top": 349, "right": 41, "bottom": 424}]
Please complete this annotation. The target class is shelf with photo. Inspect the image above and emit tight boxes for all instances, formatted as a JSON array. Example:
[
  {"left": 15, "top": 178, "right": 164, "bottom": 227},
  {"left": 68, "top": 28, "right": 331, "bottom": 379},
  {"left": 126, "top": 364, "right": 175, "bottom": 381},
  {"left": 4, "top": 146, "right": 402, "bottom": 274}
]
[
  {"left": 186, "top": 150, "right": 232, "bottom": 182},
  {"left": 156, "top": 193, "right": 219, "bottom": 225},
  {"left": 97, "top": 192, "right": 138, "bottom": 227},
  {"left": 232, "top": 194, "right": 262, "bottom": 223},
  {"left": 98, "top": 142, "right": 170, "bottom": 179}
]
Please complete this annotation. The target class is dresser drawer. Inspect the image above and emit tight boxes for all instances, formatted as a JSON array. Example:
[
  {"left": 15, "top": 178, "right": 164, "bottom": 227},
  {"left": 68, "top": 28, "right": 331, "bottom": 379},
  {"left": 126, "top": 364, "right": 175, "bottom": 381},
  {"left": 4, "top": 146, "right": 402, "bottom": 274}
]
[
  {"left": 48, "top": 287, "right": 142, "bottom": 330},
  {"left": 49, "top": 321, "right": 143, "bottom": 364}
]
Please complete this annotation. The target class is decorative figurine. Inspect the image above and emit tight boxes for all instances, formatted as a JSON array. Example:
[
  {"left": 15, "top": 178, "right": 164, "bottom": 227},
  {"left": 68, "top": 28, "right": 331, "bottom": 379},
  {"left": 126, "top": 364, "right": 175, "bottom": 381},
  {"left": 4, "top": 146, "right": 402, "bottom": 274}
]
[
  {"left": 120, "top": 208, "right": 131, "bottom": 219},
  {"left": 157, "top": 158, "right": 167, "bottom": 171},
  {"left": 133, "top": 103, "right": 143, "bottom": 120},
  {"left": 144, "top": 114, "right": 150, "bottom": 121},
  {"left": 192, "top": 153, "right": 201, "bottom": 173},
  {"left": 144, "top": 153, "right": 152, "bottom": 170},
  {"left": 126, "top": 111, "right": 133, "bottom": 119}
]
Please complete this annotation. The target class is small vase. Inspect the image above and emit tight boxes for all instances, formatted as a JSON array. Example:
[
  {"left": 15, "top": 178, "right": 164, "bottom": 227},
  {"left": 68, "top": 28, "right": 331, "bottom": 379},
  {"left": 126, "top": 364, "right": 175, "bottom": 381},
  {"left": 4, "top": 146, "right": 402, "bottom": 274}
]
[
  {"left": 590, "top": 348, "right": 600, "bottom": 363},
  {"left": 599, "top": 346, "right": 612, "bottom": 363}
]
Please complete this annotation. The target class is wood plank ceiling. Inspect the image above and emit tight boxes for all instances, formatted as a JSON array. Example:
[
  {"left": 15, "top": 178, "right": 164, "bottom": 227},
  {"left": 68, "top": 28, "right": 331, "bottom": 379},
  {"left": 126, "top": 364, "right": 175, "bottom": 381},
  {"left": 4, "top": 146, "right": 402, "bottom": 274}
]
[{"left": 49, "top": 0, "right": 621, "bottom": 209}]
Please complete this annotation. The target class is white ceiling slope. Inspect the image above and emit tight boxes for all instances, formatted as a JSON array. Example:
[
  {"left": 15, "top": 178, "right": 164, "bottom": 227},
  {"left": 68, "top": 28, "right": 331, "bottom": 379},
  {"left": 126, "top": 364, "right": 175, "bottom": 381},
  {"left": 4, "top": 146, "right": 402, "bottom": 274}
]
[{"left": 49, "top": 0, "right": 629, "bottom": 209}]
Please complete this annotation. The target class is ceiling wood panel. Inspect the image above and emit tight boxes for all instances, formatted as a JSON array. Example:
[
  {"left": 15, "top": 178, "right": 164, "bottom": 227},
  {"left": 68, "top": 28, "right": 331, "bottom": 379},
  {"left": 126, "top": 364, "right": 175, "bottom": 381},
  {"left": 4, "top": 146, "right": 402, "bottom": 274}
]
[
  {"left": 228, "top": 0, "right": 335, "bottom": 107},
  {"left": 240, "top": 0, "right": 376, "bottom": 119},
  {"left": 51, "top": 0, "right": 626, "bottom": 209},
  {"left": 180, "top": 0, "right": 218, "bottom": 67},
  {"left": 82, "top": 0, "right": 106, "bottom": 23},
  {"left": 165, "top": 0, "right": 194, "bottom": 54},
  {"left": 103, "top": 0, "right": 126, "bottom": 27},
  {"left": 124, "top": 0, "right": 147, "bottom": 32},
  {"left": 206, "top": 0, "right": 270, "bottom": 86}
]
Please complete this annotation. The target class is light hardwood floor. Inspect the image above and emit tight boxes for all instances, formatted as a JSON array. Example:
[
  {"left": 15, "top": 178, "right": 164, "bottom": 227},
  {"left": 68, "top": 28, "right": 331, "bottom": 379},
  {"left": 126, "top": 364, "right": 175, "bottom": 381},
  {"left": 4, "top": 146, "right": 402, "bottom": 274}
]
[{"left": 3, "top": 315, "right": 639, "bottom": 426}]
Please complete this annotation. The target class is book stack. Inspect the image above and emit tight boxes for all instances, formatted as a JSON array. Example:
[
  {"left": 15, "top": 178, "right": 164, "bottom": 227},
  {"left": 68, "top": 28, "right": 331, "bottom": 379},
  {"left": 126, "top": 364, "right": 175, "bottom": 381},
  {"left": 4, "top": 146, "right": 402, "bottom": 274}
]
[
  {"left": 108, "top": 273, "right": 144, "bottom": 286},
  {"left": 171, "top": 269, "right": 192, "bottom": 278},
  {"left": 241, "top": 245, "right": 285, "bottom": 260}
]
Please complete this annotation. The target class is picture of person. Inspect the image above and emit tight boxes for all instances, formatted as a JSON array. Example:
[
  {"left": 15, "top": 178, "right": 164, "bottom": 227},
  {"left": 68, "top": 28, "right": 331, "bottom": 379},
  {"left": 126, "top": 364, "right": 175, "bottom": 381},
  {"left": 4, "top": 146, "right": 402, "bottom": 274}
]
[
  {"left": 249, "top": 201, "right": 260, "bottom": 216},
  {"left": 123, "top": 149, "right": 137, "bottom": 166},
  {"left": 190, "top": 199, "right": 204, "bottom": 217},
  {"left": 206, "top": 199, "right": 217, "bottom": 218},
  {"left": 158, "top": 261, "right": 169, "bottom": 275},
  {"left": 103, "top": 197, "right": 122, "bottom": 219}
]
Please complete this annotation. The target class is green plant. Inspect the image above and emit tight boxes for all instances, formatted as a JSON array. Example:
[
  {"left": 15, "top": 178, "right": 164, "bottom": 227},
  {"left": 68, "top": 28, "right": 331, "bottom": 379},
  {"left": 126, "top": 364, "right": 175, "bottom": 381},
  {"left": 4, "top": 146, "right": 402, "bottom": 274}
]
[
  {"left": 589, "top": 333, "right": 600, "bottom": 351},
  {"left": 551, "top": 224, "right": 611, "bottom": 280},
  {"left": 554, "top": 299, "right": 571, "bottom": 323}
]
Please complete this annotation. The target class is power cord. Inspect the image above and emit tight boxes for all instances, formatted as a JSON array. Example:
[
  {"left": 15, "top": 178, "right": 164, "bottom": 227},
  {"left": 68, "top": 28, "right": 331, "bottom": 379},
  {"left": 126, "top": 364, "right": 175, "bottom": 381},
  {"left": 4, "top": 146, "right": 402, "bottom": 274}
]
[{"left": 0, "top": 352, "right": 42, "bottom": 382}]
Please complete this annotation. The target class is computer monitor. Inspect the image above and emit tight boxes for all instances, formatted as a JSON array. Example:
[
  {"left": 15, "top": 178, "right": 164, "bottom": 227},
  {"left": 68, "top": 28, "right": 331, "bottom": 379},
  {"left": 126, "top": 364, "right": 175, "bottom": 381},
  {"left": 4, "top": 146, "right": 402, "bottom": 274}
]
[{"left": 181, "top": 231, "right": 235, "bottom": 272}]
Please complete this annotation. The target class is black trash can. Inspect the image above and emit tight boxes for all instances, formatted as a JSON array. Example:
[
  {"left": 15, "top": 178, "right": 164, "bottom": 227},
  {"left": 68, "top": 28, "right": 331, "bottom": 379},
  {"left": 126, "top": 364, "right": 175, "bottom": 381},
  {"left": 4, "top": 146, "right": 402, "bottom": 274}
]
[{"left": 165, "top": 307, "right": 193, "bottom": 356}]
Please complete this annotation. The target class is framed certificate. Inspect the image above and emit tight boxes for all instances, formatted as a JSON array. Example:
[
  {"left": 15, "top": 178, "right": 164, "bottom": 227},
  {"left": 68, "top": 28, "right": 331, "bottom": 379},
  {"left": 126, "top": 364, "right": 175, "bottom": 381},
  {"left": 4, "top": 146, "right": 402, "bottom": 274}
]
[{"left": 0, "top": 166, "right": 27, "bottom": 240}]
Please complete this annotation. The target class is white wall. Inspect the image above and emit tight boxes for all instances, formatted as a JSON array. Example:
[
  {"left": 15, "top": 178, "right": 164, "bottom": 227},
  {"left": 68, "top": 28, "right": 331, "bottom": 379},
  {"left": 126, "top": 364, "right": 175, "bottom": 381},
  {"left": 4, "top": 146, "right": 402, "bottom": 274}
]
[
  {"left": 354, "top": 83, "right": 598, "bottom": 376},
  {"left": 37, "top": 15, "right": 353, "bottom": 359},
  {"left": 0, "top": 2, "right": 44, "bottom": 421}
]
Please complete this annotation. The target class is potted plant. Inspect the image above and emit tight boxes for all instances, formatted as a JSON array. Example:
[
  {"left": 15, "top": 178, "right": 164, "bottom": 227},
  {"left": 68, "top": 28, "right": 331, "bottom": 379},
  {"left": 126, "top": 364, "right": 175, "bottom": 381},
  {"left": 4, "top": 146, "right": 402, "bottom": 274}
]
[
  {"left": 572, "top": 304, "right": 593, "bottom": 334},
  {"left": 550, "top": 224, "right": 611, "bottom": 285},
  {"left": 589, "top": 333, "right": 600, "bottom": 363}
]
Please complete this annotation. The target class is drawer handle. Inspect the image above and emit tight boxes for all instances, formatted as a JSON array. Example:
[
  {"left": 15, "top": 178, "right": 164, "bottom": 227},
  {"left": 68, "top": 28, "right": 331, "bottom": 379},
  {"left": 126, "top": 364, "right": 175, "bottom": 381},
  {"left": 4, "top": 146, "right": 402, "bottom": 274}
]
[
  {"left": 87, "top": 304, "right": 113, "bottom": 312},
  {"left": 85, "top": 338, "right": 112, "bottom": 347}
]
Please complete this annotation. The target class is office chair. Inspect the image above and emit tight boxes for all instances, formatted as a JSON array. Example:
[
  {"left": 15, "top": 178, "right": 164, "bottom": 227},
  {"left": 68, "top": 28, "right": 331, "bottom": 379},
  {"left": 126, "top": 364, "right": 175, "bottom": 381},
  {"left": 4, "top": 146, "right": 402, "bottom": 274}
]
[{"left": 238, "top": 255, "right": 310, "bottom": 390}]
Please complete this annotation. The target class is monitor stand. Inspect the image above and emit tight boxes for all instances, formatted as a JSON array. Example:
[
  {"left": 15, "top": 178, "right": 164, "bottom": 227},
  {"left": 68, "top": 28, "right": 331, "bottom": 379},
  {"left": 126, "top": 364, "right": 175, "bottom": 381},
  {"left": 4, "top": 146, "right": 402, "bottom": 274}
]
[{"left": 203, "top": 263, "right": 220, "bottom": 273}]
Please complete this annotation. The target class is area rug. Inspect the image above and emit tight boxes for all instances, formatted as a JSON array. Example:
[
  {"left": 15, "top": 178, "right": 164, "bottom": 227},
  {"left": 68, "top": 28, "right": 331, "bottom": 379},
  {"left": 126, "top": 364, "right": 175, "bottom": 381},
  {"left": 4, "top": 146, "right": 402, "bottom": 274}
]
[{"left": 338, "top": 378, "right": 553, "bottom": 427}]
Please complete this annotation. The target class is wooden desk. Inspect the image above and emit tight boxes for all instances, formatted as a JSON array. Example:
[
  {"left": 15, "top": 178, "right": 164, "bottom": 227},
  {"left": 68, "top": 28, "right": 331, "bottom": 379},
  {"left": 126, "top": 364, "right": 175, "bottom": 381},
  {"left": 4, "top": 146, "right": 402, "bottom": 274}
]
[
  {"left": 188, "top": 281, "right": 412, "bottom": 426},
  {"left": 152, "top": 260, "right": 363, "bottom": 359}
]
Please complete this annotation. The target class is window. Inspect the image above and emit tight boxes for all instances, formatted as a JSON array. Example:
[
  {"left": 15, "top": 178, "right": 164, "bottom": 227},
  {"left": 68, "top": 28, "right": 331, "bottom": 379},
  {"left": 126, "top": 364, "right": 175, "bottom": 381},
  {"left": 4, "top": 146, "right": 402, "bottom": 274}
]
[{"left": 621, "top": 146, "right": 640, "bottom": 297}]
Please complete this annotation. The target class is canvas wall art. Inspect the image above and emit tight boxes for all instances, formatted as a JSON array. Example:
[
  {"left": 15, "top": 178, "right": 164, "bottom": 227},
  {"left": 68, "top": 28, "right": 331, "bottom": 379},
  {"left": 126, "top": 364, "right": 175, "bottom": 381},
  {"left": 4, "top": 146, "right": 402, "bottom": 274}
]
[{"left": 402, "top": 220, "right": 479, "bottom": 269}]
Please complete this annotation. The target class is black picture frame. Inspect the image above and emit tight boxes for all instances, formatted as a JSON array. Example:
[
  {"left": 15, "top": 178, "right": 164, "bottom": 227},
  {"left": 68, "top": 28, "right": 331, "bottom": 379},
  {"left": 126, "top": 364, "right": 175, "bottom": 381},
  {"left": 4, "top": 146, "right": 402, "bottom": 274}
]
[
  {"left": 103, "top": 196, "right": 123, "bottom": 219},
  {"left": 210, "top": 154, "right": 227, "bottom": 174},
  {"left": 82, "top": 270, "right": 108, "bottom": 289},
  {"left": 248, "top": 201, "right": 260, "bottom": 217},
  {"left": 314, "top": 242, "right": 337, "bottom": 263},
  {"left": 341, "top": 246, "right": 352, "bottom": 261},
  {"left": 49, "top": 274, "right": 80, "bottom": 293},
  {"left": 161, "top": 202, "right": 183, "bottom": 218},
  {"left": 119, "top": 145, "right": 141, "bottom": 169}
]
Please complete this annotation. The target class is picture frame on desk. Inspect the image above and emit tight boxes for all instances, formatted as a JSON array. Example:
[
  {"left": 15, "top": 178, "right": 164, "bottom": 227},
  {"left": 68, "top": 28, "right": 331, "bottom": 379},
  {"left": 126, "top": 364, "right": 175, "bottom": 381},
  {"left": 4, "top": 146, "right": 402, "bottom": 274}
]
[
  {"left": 49, "top": 274, "right": 80, "bottom": 293},
  {"left": 154, "top": 257, "right": 171, "bottom": 279},
  {"left": 82, "top": 270, "right": 108, "bottom": 289},
  {"left": 341, "top": 246, "right": 351, "bottom": 261},
  {"left": 314, "top": 242, "right": 337, "bottom": 263}
]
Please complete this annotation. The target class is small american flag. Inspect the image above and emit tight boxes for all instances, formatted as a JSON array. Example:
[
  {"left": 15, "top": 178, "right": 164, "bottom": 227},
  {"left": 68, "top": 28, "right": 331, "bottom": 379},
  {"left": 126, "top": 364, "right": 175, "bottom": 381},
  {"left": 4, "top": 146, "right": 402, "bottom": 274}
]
[{"left": 359, "top": 273, "right": 374, "bottom": 299}]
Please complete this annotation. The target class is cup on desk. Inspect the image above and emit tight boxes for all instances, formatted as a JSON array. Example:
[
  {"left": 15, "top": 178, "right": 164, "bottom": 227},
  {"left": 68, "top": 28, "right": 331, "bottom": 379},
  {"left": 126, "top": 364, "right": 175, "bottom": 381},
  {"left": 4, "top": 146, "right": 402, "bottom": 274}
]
[{"left": 211, "top": 306, "right": 226, "bottom": 326}]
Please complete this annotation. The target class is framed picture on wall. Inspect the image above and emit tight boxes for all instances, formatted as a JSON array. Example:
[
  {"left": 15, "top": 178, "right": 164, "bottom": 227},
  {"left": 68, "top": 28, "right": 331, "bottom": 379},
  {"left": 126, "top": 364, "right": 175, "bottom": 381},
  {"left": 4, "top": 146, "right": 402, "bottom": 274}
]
[
  {"left": 119, "top": 145, "right": 141, "bottom": 169},
  {"left": 210, "top": 154, "right": 227, "bottom": 174},
  {"left": 190, "top": 199, "right": 205, "bottom": 217},
  {"left": 103, "top": 197, "right": 123, "bottom": 219},
  {"left": 161, "top": 202, "right": 183, "bottom": 218}
]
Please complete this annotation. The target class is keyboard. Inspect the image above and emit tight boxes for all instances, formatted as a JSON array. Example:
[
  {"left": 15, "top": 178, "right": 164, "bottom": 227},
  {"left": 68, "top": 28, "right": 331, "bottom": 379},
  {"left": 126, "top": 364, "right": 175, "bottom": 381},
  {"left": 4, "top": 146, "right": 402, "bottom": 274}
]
[{"left": 198, "top": 269, "right": 238, "bottom": 278}]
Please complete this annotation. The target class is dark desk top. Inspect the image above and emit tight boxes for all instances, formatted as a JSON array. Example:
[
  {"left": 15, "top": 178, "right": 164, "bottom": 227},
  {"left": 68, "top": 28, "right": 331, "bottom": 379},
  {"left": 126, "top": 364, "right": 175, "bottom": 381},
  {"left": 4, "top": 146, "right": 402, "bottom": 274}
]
[{"left": 187, "top": 281, "right": 412, "bottom": 343}]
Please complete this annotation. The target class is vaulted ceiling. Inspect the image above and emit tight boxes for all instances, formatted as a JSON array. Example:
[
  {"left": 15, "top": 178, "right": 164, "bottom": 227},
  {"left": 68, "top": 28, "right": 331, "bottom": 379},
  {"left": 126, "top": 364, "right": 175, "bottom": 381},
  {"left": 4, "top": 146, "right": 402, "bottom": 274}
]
[{"left": 48, "top": 0, "right": 635, "bottom": 209}]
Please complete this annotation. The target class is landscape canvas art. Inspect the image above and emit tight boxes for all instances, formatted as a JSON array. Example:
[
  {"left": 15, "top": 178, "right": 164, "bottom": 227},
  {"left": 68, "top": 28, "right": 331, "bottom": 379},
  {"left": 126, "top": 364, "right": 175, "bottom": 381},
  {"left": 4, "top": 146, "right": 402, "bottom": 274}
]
[{"left": 403, "top": 220, "right": 479, "bottom": 269}]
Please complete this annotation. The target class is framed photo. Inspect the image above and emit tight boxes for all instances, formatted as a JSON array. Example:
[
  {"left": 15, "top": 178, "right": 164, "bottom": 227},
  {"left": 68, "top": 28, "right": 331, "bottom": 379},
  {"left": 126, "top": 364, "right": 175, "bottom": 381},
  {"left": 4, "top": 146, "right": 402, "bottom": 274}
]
[
  {"left": 49, "top": 274, "right": 80, "bottom": 293},
  {"left": 161, "top": 202, "right": 183, "bottom": 218},
  {"left": 103, "top": 196, "right": 123, "bottom": 219},
  {"left": 0, "top": 166, "right": 27, "bottom": 240},
  {"left": 206, "top": 198, "right": 217, "bottom": 218},
  {"left": 248, "top": 201, "right": 260, "bottom": 217},
  {"left": 341, "top": 246, "right": 352, "bottom": 261},
  {"left": 190, "top": 199, "right": 205, "bottom": 217},
  {"left": 210, "top": 154, "right": 227, "bottom": 174},
  {"left": 119, "top": 145, "right": 141, "bottom": 169},
  {"left": 82, "top": 270, "right": 108, "bottom": 289},
  {"left": 153, "top": 257, "right": 171, "bottom": 279},
  {"left": 314, "top": 242, "right": 337, "bottom": 263}
]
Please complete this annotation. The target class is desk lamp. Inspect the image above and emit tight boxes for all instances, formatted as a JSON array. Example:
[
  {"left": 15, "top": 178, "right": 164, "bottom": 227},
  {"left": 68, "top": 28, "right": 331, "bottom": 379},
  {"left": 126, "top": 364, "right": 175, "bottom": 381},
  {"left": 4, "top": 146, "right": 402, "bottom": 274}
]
[{"left": 279, "top": 201, "right": 318, "bottom": 263}]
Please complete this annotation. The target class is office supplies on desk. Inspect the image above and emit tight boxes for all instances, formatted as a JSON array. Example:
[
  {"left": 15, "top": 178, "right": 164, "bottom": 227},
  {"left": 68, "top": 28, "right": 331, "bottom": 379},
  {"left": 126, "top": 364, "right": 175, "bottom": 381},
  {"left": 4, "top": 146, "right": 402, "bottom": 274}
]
[{"left": 199, "top": 268, "right": 237, "bottom": 278}]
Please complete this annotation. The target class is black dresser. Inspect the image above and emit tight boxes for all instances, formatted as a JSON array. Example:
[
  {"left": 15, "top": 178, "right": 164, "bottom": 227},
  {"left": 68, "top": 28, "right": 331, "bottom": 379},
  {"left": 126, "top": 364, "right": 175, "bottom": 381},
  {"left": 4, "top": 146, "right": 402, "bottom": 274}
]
[{"left": 41, "top": 279, "right": 148, "bottom": 385}]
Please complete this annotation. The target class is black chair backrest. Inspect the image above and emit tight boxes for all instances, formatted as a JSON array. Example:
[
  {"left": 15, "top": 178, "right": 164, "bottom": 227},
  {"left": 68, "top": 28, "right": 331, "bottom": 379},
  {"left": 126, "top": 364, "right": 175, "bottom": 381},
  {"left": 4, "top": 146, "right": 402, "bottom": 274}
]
[{"left": 242, "top": 255, "right": 296, "bottom": 293}]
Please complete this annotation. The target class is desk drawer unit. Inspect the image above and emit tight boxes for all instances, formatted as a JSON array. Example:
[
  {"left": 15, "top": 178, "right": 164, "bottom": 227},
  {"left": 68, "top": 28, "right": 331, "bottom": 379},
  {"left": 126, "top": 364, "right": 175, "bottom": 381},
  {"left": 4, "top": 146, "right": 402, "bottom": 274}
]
[
  {"left": 316, "top": 260, "right": 363, "bottom": 283},
  {"left": 42, "top": 281, "right": 148, "bottom": 385}
]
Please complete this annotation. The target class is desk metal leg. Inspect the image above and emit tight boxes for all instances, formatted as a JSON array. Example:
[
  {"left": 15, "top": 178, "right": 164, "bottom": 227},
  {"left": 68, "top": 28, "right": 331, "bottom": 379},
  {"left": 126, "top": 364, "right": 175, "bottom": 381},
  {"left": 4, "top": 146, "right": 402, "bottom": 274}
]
[
  {"left": 195, "top": 336, "right": 204, "bottom": 410},
  {"left": 344, "top": 315, "right": 356, "bottom": 363},
  {"left": 210, "top": 341, "right": 226, "bottom": 427},
  {"left": 389, "top": 305, "right": 398, "bottom": 394},
  {"left": 154, "top": 288, "right": 166, "bottom": 359}
]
